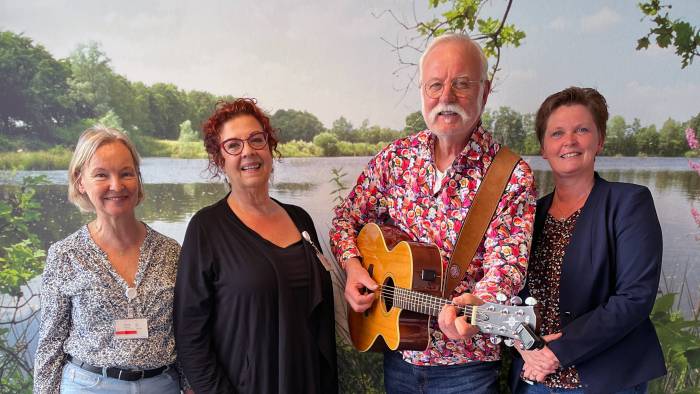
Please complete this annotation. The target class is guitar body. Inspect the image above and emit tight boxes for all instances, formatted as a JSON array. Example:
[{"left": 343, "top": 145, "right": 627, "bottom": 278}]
[{"left": 349, "top": 223, "right": 443, "bottom": 352}]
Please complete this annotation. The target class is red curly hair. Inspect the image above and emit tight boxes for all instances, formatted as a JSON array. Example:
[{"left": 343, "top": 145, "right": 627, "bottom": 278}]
[{"left": 202, "top": 98, "right": 280, "bottom": 178}]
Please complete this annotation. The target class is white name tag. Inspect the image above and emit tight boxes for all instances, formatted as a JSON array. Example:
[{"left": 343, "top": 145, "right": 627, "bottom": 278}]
[{"left": 114, "top": 318, "right": 148, "bottom": 339}]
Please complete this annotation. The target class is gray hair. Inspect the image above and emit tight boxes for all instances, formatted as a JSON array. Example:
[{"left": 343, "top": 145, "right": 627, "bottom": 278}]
[
  {"left": 68, "top": 126, "right": 144, "bottom": 213},
  {"left": 419, "top": 34, "right": 489, "bottom": 82}
]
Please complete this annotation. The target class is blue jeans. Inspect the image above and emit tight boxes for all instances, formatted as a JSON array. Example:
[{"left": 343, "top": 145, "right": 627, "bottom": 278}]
[
  {"left": 516, "top": 381, "right": 648, "bottom": 394},
  {"left": 60, "top": 362, "right": 180, "bottom": 393},
  {"left": 383, "top": 351, "right": 500, "bottom": 394}
]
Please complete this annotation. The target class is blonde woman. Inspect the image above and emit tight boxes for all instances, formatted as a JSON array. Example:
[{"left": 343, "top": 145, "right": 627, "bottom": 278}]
[{"left": 34, "top": 127, "right": 186, "bottom": 393}]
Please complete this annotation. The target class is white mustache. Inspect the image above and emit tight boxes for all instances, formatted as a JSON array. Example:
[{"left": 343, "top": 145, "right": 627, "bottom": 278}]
[{"left": 427, "top": 104, "right": 468, "bottom": 125}]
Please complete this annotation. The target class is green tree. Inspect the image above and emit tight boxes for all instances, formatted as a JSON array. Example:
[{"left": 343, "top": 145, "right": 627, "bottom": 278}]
[
  {"left": 635, "top": 124, "right": 660, "bottom": 156},
  {"left": 67, "top": 41, "right": 117, "bottom": 117},
  {"left": 658, "top": 118, "right": 686, "bottom": 156},
  {"left": 313, "top": 132, "right": 340, "bottom": 156},
  {"left": 331, "top": 116, "right": 355, "bottom": 142},
  {"left": 404, "top": 111, "right": 427, "bottom": 134},
  {"left": 178, "top": 120, "right": 199, "bottom": 142},
  {"left": 185, "top": 90, "right": 219, "bottom": 131},
  {"left": 98, "top": 110, "right": 123, "bottom": 131},
  {"left": 521, "top": 113, "right": 540, "bottom": 156},
  {"left": 637, "top": 0, "right": 700, "bottom": 68},
  {"left": 491, "top": 106, "right": 525, "bottom": 153},
  {"left": 145, "top": 83, "right": 188, "bottom": 139},
  {"left": 0, "top": 31, "right": 76, "bottom": 145},
  {"left": 271, "top": 109, "right": 326, "bottom": 142},
  {"left": 604, "top": 116, "right": 627, "bottom": 156}
]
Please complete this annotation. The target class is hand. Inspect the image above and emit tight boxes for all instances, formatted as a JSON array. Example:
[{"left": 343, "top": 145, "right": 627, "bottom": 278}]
[
  {"left": 516, "top": 332, "right": 562, "bottom": 376},
  {"left": 438, "top": 293, "right": 483, "bottom": 340},
  {"left": 522, "top": 362, "right": 548, "bottom": 383},
  {"left": 344, "top": 257, "right": 378, "bottom": 312}
]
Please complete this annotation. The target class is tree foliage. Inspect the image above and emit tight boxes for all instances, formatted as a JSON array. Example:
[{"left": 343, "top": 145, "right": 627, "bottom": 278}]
[
  {"left": 637, "top": 0, "right": 700, "bottom": 68},
  {"left": 0, "top": 32, "right": 77, "bottom": 145},
  {"left": 271, "top": 109, "right": 326, "bottom": 142},
  {"left": 379, "top": 0, "right": 524, "bottom": 96}
]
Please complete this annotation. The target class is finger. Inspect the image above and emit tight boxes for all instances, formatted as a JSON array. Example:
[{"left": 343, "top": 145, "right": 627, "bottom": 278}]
[
  {"left": 451, "top": 293, "right": 484, "bottom": 306},
  {"left": 454, "top": 316, "right": 478, "bottom": 338},
  {"left": 345, "top": 285, "right": 375, "bottom": 312},
  {"left": 542, "top": 332, "right": 562, "bottom": 342},
  {"left": 347, "top": 264, "right": 379, "bottom": 291}
]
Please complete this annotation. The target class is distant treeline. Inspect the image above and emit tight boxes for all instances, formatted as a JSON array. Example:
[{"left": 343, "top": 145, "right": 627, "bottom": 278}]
[{"left": 1, "top": 30, "right": 698, "bottom": 158}]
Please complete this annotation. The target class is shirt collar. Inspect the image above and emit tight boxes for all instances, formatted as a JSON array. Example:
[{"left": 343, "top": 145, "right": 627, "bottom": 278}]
[{"left": 422, "top": 124, "right": 496, "bottom": 166}]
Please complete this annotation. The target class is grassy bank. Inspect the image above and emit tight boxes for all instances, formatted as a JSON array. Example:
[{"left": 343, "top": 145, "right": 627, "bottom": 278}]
[
  {"left": 0, "top": 146, "right": 73, "bottom": 170},
  {"left": 0, "top": 138, "right": 392, "bottom": 170}
]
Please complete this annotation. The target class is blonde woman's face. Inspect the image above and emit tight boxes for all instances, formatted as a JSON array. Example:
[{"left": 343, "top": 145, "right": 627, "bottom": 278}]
[{"left": 78, "top": 142, "right": 140, "bottom": 218}]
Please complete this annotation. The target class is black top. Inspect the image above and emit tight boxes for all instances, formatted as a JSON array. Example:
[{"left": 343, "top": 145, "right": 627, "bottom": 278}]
[{"left": 174, "top": 197, "right": 338, "bottom": 394}]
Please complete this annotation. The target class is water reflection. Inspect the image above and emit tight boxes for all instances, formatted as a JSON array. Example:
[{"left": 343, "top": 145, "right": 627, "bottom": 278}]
[{"left": 2, "top": 158, "right": 699, "bottom": 316}]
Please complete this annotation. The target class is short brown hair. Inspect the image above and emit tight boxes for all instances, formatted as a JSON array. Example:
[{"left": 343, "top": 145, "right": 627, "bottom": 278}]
[
  {"left": 535, "top": 87, "right": 608, "bottom": 146},
  {"left": 68, "top": 126, "right": 144, "bottom": 212},
  {"left": 201, "top": 98, "right": 280, "bottom": 178}
]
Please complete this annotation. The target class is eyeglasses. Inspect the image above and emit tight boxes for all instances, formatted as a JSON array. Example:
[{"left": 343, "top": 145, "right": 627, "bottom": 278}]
[
  {"left": 220, "top": 131, "right": 269, "bottom": 156},
  {"left": 422, "top": 77, "right": 486, "bottom": 99}
]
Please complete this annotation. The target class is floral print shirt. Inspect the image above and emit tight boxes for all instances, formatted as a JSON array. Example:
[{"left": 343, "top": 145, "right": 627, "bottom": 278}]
[
  {"left": 330, "top": 128, "right": 536, "bottom": 365},
  {"left": 33, "top": 224, "right": 182, "bottom": 393}
]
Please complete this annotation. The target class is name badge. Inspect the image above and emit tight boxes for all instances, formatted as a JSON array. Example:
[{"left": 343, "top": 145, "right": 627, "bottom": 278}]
[{"left": 114, "top": 318, "right": 149, "bottom": 339}]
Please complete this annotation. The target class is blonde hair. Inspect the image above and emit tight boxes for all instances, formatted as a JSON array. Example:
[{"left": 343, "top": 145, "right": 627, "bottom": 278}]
[{"left": 67, "top": 126, "right": 144, "bottom": 212}]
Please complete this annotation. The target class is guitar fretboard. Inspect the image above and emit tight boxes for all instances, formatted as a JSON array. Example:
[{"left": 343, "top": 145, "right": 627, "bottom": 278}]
[{"left": 385, "top": 285, "right": 473, "bottom": 318}]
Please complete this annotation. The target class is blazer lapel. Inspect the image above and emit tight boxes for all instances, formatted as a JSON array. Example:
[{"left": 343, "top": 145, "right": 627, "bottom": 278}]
[{"left": 560, "top": 174, "right": 606, "bottom": 311}]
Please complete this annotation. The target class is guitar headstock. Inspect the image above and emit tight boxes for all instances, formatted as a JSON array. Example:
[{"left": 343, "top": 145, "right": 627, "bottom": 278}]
[{"left": 471, "top": 296, "right": 543, "bottom": 350}]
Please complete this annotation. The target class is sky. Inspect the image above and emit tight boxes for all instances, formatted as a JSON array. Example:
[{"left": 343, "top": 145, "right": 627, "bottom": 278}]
[{"left": 1, "top": 0, "right": 698, "bottom": 131}]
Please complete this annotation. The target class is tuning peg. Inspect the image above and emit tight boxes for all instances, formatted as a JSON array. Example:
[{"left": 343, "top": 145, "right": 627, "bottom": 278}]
[
  {"left": 495, "top": 293, "right": 507, "bottom": 304},
  {"left": 504, "top": 339, "right": 514, "bottom": 347},
  {"left": 510, "top": 296, "right": 522, "bottom": 305},
  {"left": 489, "top": 336, "right": 502, "bottom": 345},
  {"left": 525, "top": 297, "right": 538, "bottom": 306}
]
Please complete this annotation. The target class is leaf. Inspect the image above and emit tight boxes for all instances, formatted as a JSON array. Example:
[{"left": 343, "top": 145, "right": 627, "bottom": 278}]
[
  {"left": 637, "top": 37, "right": 651, "bottom": 50},
  {"left": 686, "top": 347, "right": 700, "bottom": 369},
  {"left": 652, "top": 293, "right": 676, "bottom": 314}
]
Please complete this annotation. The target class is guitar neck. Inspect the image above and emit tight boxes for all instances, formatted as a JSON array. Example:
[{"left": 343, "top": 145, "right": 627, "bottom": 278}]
[{"left": 391, "top": 286, "right": 470, "bottom": 318}]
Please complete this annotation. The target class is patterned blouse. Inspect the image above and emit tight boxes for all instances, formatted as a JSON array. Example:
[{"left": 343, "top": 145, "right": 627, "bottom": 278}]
[
  {"left": 330, "top": 127, "right": 537, "bottom": 365},
  {"left": 527, "top": 212, "right": 582, "bottom": 388},
  {"left": 33, "top": 224, "right": 181, "bottom": 393}
]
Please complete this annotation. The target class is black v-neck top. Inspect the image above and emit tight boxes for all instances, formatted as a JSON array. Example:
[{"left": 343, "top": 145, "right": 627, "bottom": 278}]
[{"left": 174, "top": 197, "right": 337, "bottom": 394}]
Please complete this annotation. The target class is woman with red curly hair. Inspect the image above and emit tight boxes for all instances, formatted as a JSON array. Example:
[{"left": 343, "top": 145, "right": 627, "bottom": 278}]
[{"left": 174, "top": 98, "right": 338, "bottom": 393}]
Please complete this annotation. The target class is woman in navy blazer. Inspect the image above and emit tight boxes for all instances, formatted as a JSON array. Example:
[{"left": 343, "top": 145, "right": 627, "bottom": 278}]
[{"left": 509, "top": 87, "right": 666, "bottom": 394}]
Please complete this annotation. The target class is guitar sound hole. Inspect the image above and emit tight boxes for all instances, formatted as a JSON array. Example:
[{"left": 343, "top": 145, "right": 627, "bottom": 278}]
[{"left": 381, "top": 277, "right": 395, "bottom": 312}]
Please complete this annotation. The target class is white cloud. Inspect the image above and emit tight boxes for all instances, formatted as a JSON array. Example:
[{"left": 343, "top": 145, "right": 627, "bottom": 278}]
[
  {"left": 547, "top": 16, "right": 569, "bottom": 31},
  {"left": 580, "top": 6, "right": 621, "bottom": 33}
]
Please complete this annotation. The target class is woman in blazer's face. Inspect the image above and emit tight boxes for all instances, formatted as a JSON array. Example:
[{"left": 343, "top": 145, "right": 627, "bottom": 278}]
[{"left": 541, "top": 104, "right": 604, "bottom": 181}]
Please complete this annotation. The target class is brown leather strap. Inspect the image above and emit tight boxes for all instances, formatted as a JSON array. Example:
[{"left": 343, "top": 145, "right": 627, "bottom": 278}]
[{"left": 442, "top": 146, "right": 521, "bottom": 298}]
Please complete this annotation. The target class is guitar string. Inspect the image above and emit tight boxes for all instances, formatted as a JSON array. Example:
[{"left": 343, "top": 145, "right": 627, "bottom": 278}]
[{"left": 373, "top": 284, "right": 478, "bottom": 315}]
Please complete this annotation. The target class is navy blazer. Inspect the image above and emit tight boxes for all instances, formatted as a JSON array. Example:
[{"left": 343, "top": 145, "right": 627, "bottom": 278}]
[{"left": 510, "top": 174, "right": 666, "bottom": 394}]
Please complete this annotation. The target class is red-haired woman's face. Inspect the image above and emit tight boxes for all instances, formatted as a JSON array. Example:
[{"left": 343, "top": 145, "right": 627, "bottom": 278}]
[{"left": 219, "top": 115, "right": 273, "bottom": 192}]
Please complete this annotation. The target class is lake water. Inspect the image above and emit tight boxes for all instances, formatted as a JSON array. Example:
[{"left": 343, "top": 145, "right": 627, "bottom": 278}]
[{"left": 2, "top": 155, "right": 700, "bottom": 365}]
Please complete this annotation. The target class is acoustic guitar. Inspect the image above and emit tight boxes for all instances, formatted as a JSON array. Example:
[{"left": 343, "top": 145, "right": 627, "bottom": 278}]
[{"left": 349, "top": 223, "right": 543, "bottom": 352}]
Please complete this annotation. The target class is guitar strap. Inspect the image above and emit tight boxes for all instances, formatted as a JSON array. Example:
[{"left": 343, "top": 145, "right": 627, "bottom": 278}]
[{"left": 441, "top": 146, "right": 521, "bottom": 298}]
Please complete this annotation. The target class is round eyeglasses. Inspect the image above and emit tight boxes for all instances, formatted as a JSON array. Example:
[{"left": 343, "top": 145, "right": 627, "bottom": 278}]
[
  {"left": 220, "top": 131, "right": 269, "bottom": 156},
  {"left": 422, "top": 77, "right": 486, "bottom": 99}
]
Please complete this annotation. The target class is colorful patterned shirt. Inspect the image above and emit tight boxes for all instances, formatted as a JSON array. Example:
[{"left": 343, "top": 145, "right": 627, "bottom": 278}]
[{"left": 329, "top": 127, "right": 536, "bottom": 365}]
